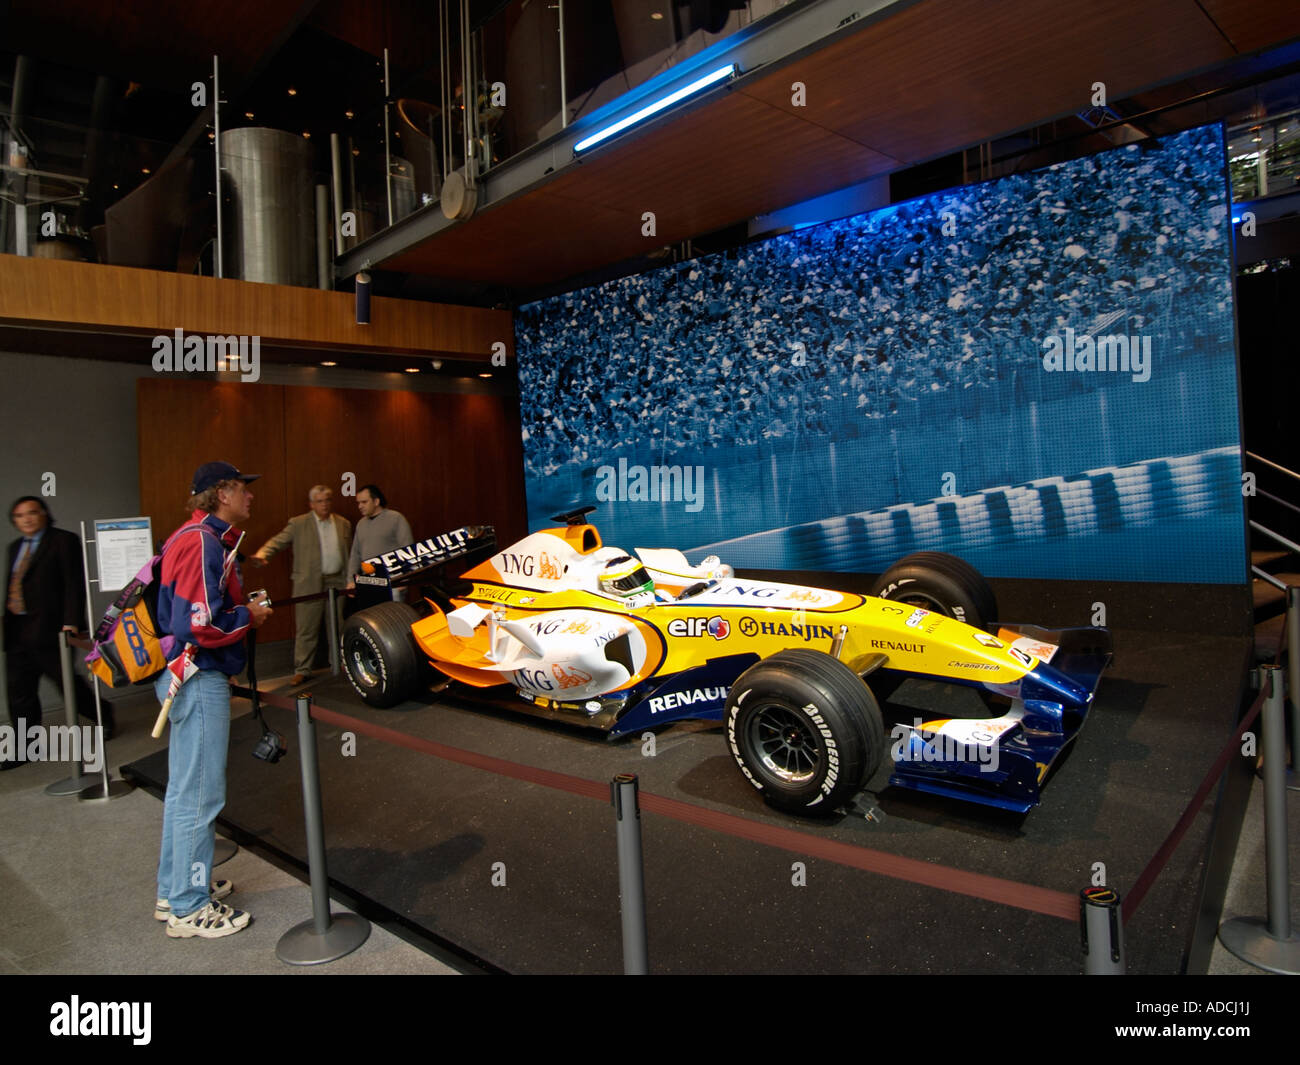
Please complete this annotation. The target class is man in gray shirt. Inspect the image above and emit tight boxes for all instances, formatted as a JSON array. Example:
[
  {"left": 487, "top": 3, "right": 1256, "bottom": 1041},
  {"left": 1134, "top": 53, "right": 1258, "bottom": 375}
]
[{"left": 346, "top": 484, "right": 414, "bottom": 611}]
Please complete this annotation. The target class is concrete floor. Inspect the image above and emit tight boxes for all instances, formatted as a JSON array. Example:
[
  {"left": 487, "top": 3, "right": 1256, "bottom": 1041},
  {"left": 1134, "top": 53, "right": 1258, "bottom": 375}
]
[
  {"left": 1, "top": 639, "right": 1294, "bottom": 975},
  {"left": 1207, "top": 770, "right": 1300, "bottom": 975},
  {"left": 0, "top": 664, "right": 460, "bottom": 976}
]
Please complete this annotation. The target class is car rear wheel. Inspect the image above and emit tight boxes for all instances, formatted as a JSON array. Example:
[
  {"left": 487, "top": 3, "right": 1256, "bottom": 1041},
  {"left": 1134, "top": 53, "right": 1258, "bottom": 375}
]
[
  {"left": 342, "top": 601, "right": 426, "bottom": 708},
  {"left": 869, "top": 551, "right": 997, "bottom": 632},
  {"left": 725, "top": 648, "right": 884, "bottom": 815}
]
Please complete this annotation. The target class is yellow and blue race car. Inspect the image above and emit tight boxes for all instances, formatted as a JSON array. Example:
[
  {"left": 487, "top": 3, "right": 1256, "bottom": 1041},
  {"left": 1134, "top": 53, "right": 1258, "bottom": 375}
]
[{"left": 342, "top": 507, "right": 1111, "bottom": 815}]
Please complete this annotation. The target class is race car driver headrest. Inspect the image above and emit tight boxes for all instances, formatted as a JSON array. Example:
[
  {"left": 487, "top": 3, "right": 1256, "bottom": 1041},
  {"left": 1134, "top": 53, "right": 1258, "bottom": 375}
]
[{"left": 598, "top": 556, "right": 654, "bottom": 601}]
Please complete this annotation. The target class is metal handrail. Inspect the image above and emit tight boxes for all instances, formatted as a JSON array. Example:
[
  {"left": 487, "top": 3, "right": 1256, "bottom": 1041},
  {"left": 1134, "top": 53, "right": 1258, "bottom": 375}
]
[
  {"left": 1253, "top": 566, "right": 1288, "bottom": 592},
  {"left": 1258, "top": 488, "right": 1300, "bottom": 517},
  {"left": 1246, "top": 451, "right": 1300, "bottom": 484},
  {"left": 1251, "top": 520, "right": 1300, "bottom": 556}
]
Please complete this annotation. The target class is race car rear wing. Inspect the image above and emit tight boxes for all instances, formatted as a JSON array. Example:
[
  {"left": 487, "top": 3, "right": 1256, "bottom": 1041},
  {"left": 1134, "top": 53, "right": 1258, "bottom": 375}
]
[{"left": 357, "top": 524, "right": 497, "bottom": 589}]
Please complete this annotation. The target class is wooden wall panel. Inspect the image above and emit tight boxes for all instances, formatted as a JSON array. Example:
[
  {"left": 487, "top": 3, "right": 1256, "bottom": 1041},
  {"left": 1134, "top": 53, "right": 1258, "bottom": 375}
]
[
  {"left": 0, "top": 256, "right": 512, "bottom": 360},
  {"left": 280, "top": 386, "right": 528, "bottom": 548},
  {"left": 137, "top": 378, "right": 294, "bottom": 642},
  {"left": 139, "top": 377, "right": 528, "bottom": 653}
]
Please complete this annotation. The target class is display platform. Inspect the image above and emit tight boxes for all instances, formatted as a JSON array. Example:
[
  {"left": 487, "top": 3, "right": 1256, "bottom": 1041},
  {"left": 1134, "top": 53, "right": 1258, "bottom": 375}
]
[{"left": 122, "top": 626, "right": 1252, "bottom": 974}]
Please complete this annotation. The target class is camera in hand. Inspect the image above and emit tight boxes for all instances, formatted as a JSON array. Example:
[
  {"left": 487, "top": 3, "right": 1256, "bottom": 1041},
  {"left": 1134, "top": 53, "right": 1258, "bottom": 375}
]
[{"left": 248, "top": 589, "right": 271, "bottom": 608}]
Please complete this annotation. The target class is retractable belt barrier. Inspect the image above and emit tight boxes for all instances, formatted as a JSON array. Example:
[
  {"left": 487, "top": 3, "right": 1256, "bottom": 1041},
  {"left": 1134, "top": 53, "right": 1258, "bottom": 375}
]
[
  {"left": 1121, "top": 608, "right": 1287, "bottom": 925},
  {"left": 240, "top": 687, "right": 1079, "bottom": 920}
]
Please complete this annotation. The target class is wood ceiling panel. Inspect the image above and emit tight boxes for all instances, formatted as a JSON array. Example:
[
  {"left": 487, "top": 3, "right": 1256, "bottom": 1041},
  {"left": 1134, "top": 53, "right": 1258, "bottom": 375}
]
[
  {"left": 379, "top": 0, "right": 1300, "bottom": 289},
  {"left": 1199, "top": 0, "right": 1300, "bottom": 54},
  {"left": 385, "top": 93, "right": 893, "bottom": 285},
  {"left": 740, "top": 0, "right": 1237, "bottom": 165},
  {"left": 384, "top": 190, "right": 638, "bottom": 285},
  {"left": 558, "top": 89, "right": 895, "bottom": 219}
]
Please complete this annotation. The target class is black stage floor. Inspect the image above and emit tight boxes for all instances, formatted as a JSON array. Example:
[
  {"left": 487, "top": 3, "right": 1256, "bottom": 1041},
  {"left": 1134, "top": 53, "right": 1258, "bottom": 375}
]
[{"left": 123, "top": 627, "right": 1252, "bottom": 974}]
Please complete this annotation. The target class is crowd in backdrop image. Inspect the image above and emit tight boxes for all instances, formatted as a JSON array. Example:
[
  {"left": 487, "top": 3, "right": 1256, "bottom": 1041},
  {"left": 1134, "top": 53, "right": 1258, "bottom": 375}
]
[{"left": 515, "top": 125, "right": 1242, "bottom": 582}]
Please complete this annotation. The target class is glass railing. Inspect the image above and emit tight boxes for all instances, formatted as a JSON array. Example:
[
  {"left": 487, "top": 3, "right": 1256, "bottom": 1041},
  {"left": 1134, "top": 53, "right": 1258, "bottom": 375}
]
[
  {"left": 1, "top": 109, "right": 343, "bottom": 286},
  {"left": 1, "top": 112, "right": 198, "bottom": 267},
  {"left": 3, "top": 2, "right": 802, "bottom": 272},
  {"left": 1228, "top": 109, "right": 1300, "bottom": 203}
]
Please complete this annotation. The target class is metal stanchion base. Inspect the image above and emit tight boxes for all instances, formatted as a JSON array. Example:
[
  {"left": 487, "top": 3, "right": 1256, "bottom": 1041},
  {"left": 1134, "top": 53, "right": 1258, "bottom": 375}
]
[
  {"left": 77, "top": 777, "right": 133, "bottom": 802},
  {"left": 45, "top": 774, "right": 89, "bottom": 796},
  {"left": 213, "top": 838, "right": 238, "bottom": 866},
  {"left": 276, "top": 913, "right": 370, "bottom": 966},
  {"left": 1218, "top": 917, "right": 1300, "bottom": 974}
]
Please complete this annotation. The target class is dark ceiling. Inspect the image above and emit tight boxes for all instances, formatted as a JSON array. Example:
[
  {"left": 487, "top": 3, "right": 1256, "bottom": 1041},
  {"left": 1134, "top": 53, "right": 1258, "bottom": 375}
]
[{"left": 3, "top": 0, "right": 1300, "bottom": 305}]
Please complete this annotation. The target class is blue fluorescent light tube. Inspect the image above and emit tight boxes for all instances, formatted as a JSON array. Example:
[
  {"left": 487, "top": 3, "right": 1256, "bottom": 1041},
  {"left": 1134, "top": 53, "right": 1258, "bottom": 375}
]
[{"left": 573, "top": 64, "right": 737, "bottom": 154}]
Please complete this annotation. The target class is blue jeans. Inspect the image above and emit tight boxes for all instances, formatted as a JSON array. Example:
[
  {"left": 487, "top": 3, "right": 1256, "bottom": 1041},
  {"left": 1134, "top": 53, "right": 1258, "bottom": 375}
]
[{"left": 155, "top": 669, "right": 231, "bottom": 917}]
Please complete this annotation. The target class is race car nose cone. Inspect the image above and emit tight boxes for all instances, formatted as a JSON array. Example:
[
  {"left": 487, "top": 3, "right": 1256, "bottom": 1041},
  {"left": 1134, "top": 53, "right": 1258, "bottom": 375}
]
[{"left": 1023, "top": 661, "right": 1091, "bottom": 709}]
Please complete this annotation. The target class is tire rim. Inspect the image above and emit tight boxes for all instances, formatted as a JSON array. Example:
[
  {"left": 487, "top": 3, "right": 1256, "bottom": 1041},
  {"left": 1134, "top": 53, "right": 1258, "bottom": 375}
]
[
  {"left": 348, "top": 640, "right": 381, "bottom": 688},
  {"left": 747, "top": 703, "right": 822, "bottom": 785},
  {"left": 896, "top": 591, "right": 946, "bottom": 613}
]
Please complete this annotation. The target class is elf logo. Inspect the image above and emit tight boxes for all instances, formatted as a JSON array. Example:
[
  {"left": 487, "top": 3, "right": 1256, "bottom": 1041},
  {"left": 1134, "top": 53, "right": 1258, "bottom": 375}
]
[{"left": 666, "top": 615, "right": 730, "bottom": 640}]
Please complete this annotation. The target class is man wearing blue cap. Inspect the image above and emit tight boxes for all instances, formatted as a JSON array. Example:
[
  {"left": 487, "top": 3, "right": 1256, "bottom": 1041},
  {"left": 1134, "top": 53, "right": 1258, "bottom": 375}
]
[{"left": 152, "top": 462, "right": 272, "bottom": 938}]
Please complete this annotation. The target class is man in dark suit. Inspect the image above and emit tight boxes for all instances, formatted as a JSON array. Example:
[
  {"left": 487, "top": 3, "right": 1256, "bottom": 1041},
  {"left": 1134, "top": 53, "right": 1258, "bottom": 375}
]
[{"left": 3, "top": 496, "right": 111, "bottom": 769}]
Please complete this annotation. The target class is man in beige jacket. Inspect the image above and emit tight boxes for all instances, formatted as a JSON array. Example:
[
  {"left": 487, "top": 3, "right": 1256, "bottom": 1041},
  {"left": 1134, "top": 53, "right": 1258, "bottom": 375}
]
[{"left": 251, "top": 485, "right": 353, "bottom": 685}]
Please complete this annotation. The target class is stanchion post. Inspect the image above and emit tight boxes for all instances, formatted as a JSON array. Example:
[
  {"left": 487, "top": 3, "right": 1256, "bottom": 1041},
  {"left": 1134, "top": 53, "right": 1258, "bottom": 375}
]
[
  {"left": 611, "top": 772, "right": 649, "bottom": 975},
  {"left": 1218, "top": 665, "right": 1300, "bottom": 973},
  {"left": 1079, "top": 886, "right": 1125, "bottom": 974},
  {"left": 300, "top": 693, "right": 331, "bottom": 936},
  {"left": 326, "top": 586, "right": 340, "bottom": 677},
  {"left": 276, "top": 692, "right": 370, "bottom": 964},
  {"left": 1287, "top": 587, "right": 1298, "bottom": 778},
  {"left": 1263, "top": 666, "right": 1292, "bottom": 941},
  {"left": 45, "top": 631, "right": 89, "bottom": 796}
]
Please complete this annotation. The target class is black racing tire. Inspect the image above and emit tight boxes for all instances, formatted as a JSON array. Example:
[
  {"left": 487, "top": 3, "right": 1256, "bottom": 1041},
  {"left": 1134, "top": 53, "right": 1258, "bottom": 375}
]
[
  {"left": 869, "top": 551, "right": 997, "bottom": 632},
  {"left": 725, "top": 648, "right": 884, "bottom": 816},
  {"left": 341, "top": 601, "right": 426, "bottom": 708}
]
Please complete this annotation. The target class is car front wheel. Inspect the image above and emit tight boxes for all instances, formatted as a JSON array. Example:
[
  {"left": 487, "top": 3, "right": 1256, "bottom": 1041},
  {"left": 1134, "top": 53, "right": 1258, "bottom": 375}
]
[
  {"left": 725, "top": 648, "right": 884, "bottom": 815},
  {"left": 869, "top": 551, "right": 997, "bottom": 632}
]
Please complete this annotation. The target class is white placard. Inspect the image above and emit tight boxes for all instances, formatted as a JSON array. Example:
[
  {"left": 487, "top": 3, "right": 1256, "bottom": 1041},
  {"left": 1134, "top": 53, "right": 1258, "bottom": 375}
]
[{"left": 93, "top": 517, "right": 154, "bottom": 592}]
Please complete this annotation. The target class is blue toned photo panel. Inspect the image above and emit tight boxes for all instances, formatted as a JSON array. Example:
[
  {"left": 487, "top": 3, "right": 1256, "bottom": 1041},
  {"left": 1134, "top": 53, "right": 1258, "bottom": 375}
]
[{"left": 516, "top": 124, "right": 1244, "bottom": 583}]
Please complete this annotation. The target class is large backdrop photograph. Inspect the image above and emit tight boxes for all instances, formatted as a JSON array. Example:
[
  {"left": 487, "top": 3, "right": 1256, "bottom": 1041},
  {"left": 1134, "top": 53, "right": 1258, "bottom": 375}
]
[{"left": 515, "top": 123, "right": 1243, "bottom": 584}]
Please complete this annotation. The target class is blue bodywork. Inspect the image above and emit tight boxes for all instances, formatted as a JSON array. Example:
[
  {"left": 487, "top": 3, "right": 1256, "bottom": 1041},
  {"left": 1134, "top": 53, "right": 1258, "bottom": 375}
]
[{"left": 886, "top": 626, "right": 1112, "bottom": 813}]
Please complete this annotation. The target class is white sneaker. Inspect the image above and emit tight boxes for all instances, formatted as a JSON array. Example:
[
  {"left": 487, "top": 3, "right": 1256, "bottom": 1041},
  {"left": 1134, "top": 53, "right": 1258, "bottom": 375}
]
[
  {"left": 155, "top": 878, "right": 233, "bottom": 920},
  {"left": 165, "top": 899, "right": 251, "bottom": 939}
]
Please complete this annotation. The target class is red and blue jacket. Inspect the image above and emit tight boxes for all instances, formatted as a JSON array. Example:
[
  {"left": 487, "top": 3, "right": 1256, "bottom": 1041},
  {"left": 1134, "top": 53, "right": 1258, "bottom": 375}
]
[{"left": 156, "top": 510, "right": 251, "bottom": 675}]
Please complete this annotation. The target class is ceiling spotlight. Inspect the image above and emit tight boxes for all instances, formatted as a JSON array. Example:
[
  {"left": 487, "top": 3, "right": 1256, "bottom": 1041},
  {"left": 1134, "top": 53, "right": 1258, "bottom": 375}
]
[
  {"left": 287, "top": 86, "right": 297, "bottom": 96},
  {"left": 651, "top": 10, "right": 663, "bottom": 17},
  {"left": 142, "top": 167, "right": 151, "bottom": 174},
  {"left": 431, "top": 359, "right": 442, "bottom": 370},
  {"left": 352, "top": 148, "right": 360, "bottom": 156},
  {"left": 302, "top": 131, "right": 311, "bottom": 138},
  {"left": 345, "top": 110, "right": 354, "bottom": 119},
  {"left": 208, "top": 132, "right": 215, "bottom": 140},
  {"left": 320, "top": 360, "right": 337, "bottom": 367},
  {"left": 405, "top": 367, "right": 421, "bottom": 373},
  {"left": 245, "top": 111, "right": 254, "bottom": 119},
  {"left": 478, "top": 372, "right": 492, "bottom": 378}
]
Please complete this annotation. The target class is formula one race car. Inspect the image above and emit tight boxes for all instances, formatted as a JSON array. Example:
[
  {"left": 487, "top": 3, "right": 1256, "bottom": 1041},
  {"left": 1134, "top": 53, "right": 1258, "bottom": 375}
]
[{"left": 341, "top": 508, "right": 1111, "bottom": 815}]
